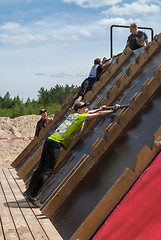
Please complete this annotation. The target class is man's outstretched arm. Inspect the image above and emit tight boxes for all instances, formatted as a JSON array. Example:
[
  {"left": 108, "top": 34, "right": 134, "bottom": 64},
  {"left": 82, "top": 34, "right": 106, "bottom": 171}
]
[{"left": 87, "top": 104, "right": 120, "bottom": 120}]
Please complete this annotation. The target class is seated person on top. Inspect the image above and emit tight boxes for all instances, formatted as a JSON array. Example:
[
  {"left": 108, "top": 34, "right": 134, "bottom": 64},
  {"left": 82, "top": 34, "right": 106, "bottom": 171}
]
[{"left": 125, "top": 22, "right": 149, "bottom": 51}]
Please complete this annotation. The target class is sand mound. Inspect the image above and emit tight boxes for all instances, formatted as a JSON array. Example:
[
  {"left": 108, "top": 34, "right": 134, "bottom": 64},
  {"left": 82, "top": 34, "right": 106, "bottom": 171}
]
[{"left": 0, "top": 115, "right": 40, "bottom": 168}]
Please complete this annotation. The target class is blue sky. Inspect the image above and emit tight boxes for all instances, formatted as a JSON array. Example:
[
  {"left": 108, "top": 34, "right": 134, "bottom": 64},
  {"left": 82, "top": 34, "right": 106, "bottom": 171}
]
[{"left": 0, "top": 0, "right": 161, "bottom": 102}]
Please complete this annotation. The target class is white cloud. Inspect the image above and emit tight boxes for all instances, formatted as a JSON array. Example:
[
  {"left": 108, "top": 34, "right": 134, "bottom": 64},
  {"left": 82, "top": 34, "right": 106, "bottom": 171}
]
[
  {"left": 49, "top": 73, "right": 73, "bottom": 78},
  {"left": 35, "top": 73, "right": 47, "bottom": 76},
  {"left": 79, "top": 29, "right": 91, "bottom": 37},
  {"left": 49, "top": 72, "right": 87, "bottom": 78},
  {"left": 0, "top": 22, "right": 47, "bottom": 46},
  {"left": 0, "top": 33, "right": 46, "bottom": 46},
  {"left": 0, "top": 22, "right": 26, "bottom": 33},
  {"left": 102, "top": 1, "right": 160, "bottom": 16},
  {"left": 0, "top": 18, "right": 95, "bottom": 47},
  {"left": 97, "top": 17, "right": 133, "bottom": 27},
  {"left": 138, "top": 0, "right": 160, "bottom": 4},
  {"left": 63, "top": 0, "right": 122, "bottom": 8},
  {"left": 0, "top": 0, "right": 21, "bottom": 3}
]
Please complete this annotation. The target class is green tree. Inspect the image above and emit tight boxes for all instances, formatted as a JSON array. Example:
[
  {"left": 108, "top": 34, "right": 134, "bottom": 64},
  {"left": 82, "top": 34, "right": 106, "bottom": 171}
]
[
  {"left": 0, "top": 84, "right": 77, "bottom": 118},
  {"left": 2, "top": 92, "right": 13, "bottom": 108},
  {"left": 38, "top": 87, "right": 50, "bottom": 105}
]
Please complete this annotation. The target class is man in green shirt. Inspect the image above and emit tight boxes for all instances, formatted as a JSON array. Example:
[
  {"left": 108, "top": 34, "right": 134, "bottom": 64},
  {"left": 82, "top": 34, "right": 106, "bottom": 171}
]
[{"left": 24, "top": 101, "right": 120, "bottom": 205}]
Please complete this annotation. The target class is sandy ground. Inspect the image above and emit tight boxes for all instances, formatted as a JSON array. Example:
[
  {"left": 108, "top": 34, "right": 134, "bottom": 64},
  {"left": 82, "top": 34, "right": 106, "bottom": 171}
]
[{"left": 0, "top": 115, "right": 41, "bottom": 168}]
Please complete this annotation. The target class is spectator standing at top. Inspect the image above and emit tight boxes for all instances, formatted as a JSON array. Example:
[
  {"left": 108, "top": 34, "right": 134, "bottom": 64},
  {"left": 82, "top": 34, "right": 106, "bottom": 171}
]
[
  {"left": 35, "top": 109, "right": 47, "bottom": 137},
  {"left": 125, "top": 23, "right": 149, "bottom": 51}
]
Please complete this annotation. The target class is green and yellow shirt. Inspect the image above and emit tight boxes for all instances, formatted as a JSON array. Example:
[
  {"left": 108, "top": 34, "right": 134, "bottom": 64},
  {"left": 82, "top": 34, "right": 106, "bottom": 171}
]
[{"left": 48, "top": 113, "right": 88, "bottom": 149}]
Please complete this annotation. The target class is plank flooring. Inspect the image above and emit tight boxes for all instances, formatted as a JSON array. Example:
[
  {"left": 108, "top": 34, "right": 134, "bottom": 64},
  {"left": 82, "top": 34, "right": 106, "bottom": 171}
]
[{"left": 0, "top": 168, "right": 63, "bottom": 240}]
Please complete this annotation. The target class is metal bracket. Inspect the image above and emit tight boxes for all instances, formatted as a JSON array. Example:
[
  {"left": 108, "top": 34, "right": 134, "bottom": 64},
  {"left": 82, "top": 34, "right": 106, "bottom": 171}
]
[{"left": 154, "top": 136, "right": 161, "bottom": 148}]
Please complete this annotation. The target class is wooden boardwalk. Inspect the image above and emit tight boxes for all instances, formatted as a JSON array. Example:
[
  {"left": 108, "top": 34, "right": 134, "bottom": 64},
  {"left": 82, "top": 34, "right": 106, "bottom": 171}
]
[{"left": 0, "top": 168, "right": 63, "bottom": 240}]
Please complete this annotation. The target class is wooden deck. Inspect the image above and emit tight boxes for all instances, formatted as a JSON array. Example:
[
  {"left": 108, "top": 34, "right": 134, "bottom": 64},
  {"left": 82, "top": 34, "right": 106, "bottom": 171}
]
[{"left": 0, "top": 168, "right": 63, "bottom": 240}]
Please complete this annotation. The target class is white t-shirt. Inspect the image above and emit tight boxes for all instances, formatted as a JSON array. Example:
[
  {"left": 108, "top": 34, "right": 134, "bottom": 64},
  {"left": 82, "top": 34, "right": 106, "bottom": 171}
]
[{"left": 88, "top": 64, "right": 99, "bottom": 78}]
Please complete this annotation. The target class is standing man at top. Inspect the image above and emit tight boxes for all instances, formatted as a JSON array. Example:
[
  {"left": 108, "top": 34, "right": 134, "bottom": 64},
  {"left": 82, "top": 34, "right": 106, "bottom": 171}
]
[
  {"left": 35, "top": 109, "right": 48, "bottom": 137},
  {"left": 24, "top": 101, "right": 120, "bottom": 205},
  {"left": 125, "top": 23, "right": 149, "bottom": 51}
]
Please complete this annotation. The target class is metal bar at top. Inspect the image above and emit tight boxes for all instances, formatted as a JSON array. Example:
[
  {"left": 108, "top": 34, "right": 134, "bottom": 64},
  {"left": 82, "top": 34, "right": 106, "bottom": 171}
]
[{"left": 110, "top": 24, "right": 154, "bottom": 58}]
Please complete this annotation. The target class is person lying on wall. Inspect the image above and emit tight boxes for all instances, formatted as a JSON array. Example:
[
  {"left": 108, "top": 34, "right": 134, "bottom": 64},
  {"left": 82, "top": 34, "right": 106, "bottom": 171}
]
[
  {"left": 23, "top": 101, "right": 120, "bottom": 207},
  {"left": 72, "top": 57, "right": 115, "bottom": 108},
  {"left": 95, "top": 56, "right": 116, "bottom": 83}
]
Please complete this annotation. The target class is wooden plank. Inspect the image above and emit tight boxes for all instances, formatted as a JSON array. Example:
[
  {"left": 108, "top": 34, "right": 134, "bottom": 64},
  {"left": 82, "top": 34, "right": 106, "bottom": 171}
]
[
  {"left": 0, "top": 168, "right": 34, "bottom": 240},
  {"left": 0, "top": 171, "right": 19, "bottom": 240},
  {"left": 11, "top": 138, "right": 39, "bottom": 168},
  {"left": 17, "top": 145, "right": 43, "bottom": 179},
  {"left": 0, "top": 215, "right": 5, "bottom": 240},
  {"left": 2, "top": 168, "right": 51, "bottom": 240},
  {"left": 10, "top": 168, "right": 63, "bottom": 240},
  {"left": 41, "top": 154, "right": 93, "bottom": 218}
]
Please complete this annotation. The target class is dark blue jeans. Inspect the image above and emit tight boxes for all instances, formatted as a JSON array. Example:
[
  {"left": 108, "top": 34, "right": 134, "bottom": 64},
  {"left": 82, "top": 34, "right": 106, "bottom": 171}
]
[{"left": 27, "top": 138, "right": 61, "bottom": 197}]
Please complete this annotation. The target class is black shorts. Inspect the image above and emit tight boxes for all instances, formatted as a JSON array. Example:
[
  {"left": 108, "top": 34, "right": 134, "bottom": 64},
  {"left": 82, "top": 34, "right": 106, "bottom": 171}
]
[{"left": 79, "top": 77, "right": 96, "bottom": 98}]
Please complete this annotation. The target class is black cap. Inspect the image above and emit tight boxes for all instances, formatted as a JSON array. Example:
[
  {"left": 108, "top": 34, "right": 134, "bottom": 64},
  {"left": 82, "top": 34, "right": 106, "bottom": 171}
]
[
  {"left": 74, "top": 101, "right": 89, "bottom": 111},
  {"left": 40, "top": 109, "right": 47, "bottom": 114}
]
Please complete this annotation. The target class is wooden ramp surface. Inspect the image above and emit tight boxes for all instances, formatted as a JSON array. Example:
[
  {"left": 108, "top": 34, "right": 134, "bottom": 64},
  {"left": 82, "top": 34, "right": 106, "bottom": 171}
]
[{"left": 0, "top": 168, "right": 62, "bottom": 240}]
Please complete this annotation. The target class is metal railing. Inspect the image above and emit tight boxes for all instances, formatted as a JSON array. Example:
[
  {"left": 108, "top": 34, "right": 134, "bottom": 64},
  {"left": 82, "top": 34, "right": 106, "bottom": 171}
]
[{"left": 110, "top": 24, "right": 154, "bottom": 57}]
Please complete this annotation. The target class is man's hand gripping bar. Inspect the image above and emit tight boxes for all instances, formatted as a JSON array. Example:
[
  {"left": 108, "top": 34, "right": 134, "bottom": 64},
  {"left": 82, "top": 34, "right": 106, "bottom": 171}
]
[
  {"left": 105, "top": 104, "right": 131, "bottom": 110},
  {"left": 94, "top": 104, "right": 131, "bottom": 112}
]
